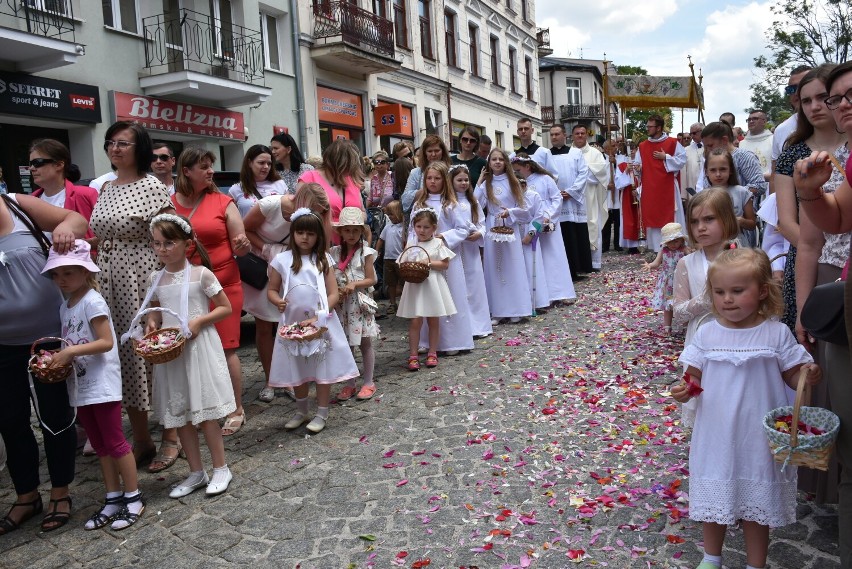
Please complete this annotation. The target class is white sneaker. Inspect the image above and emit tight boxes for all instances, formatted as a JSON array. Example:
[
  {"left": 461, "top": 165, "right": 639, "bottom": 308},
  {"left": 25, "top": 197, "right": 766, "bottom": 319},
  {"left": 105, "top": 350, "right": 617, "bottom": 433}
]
[
  {"left": 169, "top": 472, "right": 209, "bottom": 498},
  {"left": 284, "top": 413, "right": 309, "bottom": 430},
  {"left": 444, "top": 350, "right": 459, "bottom": 356},
  {"left": 490, "top": 318, "right": 501, "bottom": 326},
  {"left": 509, "top": 317, "right": 522, "bottom": 323},
  {"left": 306, "top": 416, "right": 326, "bottom": 433},
  {"left": 206, "top": 468, "right": 233, "bottom": 496}
]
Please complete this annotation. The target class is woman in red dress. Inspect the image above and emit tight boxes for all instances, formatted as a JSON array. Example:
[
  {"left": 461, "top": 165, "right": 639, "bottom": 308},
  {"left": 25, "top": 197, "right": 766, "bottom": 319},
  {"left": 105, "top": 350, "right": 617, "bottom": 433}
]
[{"left": 172, "top": 148, "right": 251, "bottom": 435}]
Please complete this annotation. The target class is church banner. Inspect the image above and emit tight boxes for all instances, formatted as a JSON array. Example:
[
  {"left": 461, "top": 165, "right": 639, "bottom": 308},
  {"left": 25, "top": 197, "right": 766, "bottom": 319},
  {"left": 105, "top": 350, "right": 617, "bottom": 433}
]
[{"left": 605, "top": 75, "right": 703, "bottom": 109}]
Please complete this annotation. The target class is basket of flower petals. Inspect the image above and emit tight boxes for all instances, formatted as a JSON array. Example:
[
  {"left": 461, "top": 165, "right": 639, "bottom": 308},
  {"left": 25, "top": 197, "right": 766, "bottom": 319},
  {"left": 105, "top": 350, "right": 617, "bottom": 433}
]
[
  {"left": 28, "top": 337, "right": 72, "bottom": 383},
  {"left": 278, "top": 321, "right": 327, "bottom": 343},
  {"left": 763, "top": 369, "right": 839, "bottom": 471},
  {"left": 134, "top": 328, "right": 185, "bottom": 364},
  {"left": 488, "top": 217, "right": 516, "bottom": 242}
]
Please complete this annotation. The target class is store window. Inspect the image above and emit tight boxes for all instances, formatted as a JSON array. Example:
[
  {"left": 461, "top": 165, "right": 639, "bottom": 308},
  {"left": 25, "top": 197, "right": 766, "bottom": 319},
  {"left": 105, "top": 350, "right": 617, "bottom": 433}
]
[{"left": 103, "top": 0, "right": 139, "bottom": 34}]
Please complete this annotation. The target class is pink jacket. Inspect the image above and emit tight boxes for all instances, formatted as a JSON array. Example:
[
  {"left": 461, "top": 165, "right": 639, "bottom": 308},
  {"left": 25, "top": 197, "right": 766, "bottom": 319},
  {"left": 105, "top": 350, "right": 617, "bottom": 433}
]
[{"left": 32, "top": 179, "right": 97, "bottom": 238}]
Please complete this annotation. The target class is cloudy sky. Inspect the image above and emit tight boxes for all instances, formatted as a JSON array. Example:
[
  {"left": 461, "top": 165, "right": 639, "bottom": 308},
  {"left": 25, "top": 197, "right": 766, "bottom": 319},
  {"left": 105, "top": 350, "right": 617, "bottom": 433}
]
[{"left": 535, "top": 0, "right": 779, "bottom": 132}]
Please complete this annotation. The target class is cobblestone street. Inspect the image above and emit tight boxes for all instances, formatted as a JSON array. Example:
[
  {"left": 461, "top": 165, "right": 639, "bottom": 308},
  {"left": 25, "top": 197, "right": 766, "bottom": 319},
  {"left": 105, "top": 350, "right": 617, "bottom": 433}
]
[{"left": 0, "top": 252, "right": 842, "bottom": 569}]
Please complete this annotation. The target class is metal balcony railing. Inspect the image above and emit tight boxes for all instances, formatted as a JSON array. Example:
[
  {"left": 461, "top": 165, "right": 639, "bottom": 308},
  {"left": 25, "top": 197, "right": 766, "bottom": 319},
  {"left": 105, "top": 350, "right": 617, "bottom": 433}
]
[
  {"left": 313, "top": 1, "right": 394, "bottom": 58},
  {"left": 0, "top": 0, "right": 76, "bottom": 42},
  {"left": 142, "top": 9, "right": 265, "bottom": 84},
  {"left": 541, "top": 106, "right": 554, "bottom": 124},
  {"left": 561, "top": 103, "right": 604, "bottom": 119}
]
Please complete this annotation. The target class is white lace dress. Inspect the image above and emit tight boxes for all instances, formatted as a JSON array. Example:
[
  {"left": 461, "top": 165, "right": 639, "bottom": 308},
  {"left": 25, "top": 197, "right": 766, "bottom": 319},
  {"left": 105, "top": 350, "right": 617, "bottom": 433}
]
[
  {"left": 150, "top": 265, "right": 236, "bottom": 428},
  {"left": 679, "top": 319, "right": 812, "bottom": 527}
]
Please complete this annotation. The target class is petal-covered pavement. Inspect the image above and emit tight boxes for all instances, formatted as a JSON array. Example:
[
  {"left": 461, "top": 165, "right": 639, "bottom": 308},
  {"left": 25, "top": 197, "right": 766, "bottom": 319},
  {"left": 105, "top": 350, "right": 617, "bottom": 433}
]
[{"left": 0, "top": 252, "right": 841, "bottom": 568}]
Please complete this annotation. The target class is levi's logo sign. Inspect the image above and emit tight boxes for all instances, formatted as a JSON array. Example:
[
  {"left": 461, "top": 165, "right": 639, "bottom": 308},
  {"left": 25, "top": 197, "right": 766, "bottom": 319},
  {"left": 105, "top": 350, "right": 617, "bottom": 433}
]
[{"left": 70, "top": 95, "right": 95, "bottom": 109}]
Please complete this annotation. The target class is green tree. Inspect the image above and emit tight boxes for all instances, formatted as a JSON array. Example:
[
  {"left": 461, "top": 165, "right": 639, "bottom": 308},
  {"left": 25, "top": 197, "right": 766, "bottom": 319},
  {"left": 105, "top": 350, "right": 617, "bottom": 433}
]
[
  {"left": 751, "top": 0, "right": 852, "bottom": 104},
  {"left": 614, "top": 65, "right": 673, "bottom": 143}
]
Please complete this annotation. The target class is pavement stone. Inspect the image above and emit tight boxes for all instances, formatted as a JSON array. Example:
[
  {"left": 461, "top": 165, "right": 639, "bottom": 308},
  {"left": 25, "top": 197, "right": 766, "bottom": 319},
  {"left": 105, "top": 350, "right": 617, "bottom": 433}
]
[{"left": 0, "top": 252, "right": 843, "bottom": 568}]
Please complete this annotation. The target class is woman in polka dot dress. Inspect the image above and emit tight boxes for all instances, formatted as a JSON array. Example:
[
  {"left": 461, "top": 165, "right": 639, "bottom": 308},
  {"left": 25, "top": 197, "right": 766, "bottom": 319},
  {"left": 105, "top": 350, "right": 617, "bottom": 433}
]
[{"left": 89, "top": 121, "right": 178, "bottom": 471}]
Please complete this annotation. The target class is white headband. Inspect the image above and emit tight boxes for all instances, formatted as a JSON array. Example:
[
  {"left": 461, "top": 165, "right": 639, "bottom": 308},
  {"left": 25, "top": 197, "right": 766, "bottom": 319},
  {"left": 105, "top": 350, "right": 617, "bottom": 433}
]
[
  {"left": 150, "top": 213, "right": 192, "bottom": 236},
  {"left": 448, "top": 164, "right": 469, "bottom": 175},
  {"left": 290, "top": 207, "right": 313, "bottom": 223},
  {"left": 412, "top": 206, "right": 438, "bottom": 218}
]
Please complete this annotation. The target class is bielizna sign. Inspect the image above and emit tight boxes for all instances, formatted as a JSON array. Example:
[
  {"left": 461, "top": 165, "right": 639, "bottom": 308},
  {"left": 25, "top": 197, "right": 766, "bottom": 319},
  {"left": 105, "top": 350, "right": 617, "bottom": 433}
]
[
  {"left": 0, "top": 71, "right": 100, "bottom": 123},
  {"left": 110, "top": 92, "right": 245, "bottom": 140}
]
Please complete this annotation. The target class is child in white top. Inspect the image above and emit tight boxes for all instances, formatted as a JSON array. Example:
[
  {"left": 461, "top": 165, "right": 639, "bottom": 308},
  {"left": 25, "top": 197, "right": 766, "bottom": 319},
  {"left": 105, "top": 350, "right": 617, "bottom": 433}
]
[
  {"left": 704, "top": 148, "right": 756, "bottom": 246},
  {"left": 330, "top": 207, "right": 379, "bottom": 401},
  {"left": 411, "top": 162, "right": 474, "bottom": 353},
  {"left": 397, "top": 208, "right": 456, "bottom": 370},
  {"left": 643, "top": 222, "right": 689, "bottom": 335},
  {"left": 672, "top": 188, "right": 741, "bottom": 427},
  {"left": 131, "top": 214, "right": 236, "bottom": 499},
  {"left": 42, "top": 240, "right": 142, "bottom": 531},
  {"left": 377, "top": 200, "right": 404, "bottom": 314},
  {"left": 672, "top": 247, "right": 821, "bottom": 569},
  {"left": 267, "top": 208, "right": 359, "bottom": 433}
]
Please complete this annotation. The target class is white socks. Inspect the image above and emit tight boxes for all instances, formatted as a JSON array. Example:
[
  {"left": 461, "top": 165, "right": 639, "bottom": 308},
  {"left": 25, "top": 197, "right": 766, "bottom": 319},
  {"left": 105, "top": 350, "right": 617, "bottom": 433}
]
[
  {"left": 183, "top": 470, "right": 207, "bottom": 487},
  {"left": 84, "top": 491, "right": 123, "bottom": 529},
  {"left": 316, "top": 406, "right": 329, "bottom": 420},
  {"left": 296, "top": 397, "right": 309, "bottom": 415},
  {"left": 210, "top": 465, "right": 231, "bottom": 486},
  {"left": 702, "top": 553, "right": 721, "bottom": 567}
]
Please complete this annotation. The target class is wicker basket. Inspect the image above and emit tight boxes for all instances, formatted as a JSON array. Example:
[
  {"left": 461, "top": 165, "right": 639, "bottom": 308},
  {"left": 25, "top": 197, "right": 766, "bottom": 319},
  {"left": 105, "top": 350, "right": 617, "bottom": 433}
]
[
  {"left": 399, "top": 245, "right": 431, "bottom": 283},
  {"left": 763, "top": 369, "right": 839, "bottom": 471},
  {"left": 28, "top": 337, "right": 72, "bottom": 384},
  {"left": 277, "top": 322, "right": 328, "bottom": 342},
  {"left": 488, "top": 217, "right": 516, "bottom": 242},
  {"left": 133, "top": 327, "right": 186, "bottom": 364}
]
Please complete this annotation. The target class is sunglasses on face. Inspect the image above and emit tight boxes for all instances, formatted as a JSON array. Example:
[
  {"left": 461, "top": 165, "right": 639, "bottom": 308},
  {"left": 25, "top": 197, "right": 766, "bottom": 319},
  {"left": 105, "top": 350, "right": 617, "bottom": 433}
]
[
  {"left": 374, "top": 160, "right": 388, "bottom": 165},
  {"left": 153, "top": 153, "right": 173, "bottom": 162},
  {"left": 460, "top": 136, "right": 478, "bottom": 143},
  {"left": 29, "top": 158, "right": 56, "bottom": 168},
  {"left": 785, "top": 84, "right": 799, "bottom": 96}
]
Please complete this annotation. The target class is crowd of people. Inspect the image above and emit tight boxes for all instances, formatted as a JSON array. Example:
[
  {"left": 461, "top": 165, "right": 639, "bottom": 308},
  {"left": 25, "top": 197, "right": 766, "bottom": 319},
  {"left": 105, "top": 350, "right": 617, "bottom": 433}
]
[{"left": 0, "top": 62, "right": 851, "bottom": 569}]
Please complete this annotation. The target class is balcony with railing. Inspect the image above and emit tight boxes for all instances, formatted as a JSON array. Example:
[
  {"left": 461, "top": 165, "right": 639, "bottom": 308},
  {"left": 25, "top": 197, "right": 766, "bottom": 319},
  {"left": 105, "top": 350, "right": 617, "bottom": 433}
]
[
  {"left": 560, "top": 103, "right": 619, "bottom": 130},
  {"left": 311, "top": 1, "right": 400, "bottom": 77},
  {"left": 0, "top": 0, "right": 82, "bottom": 72},
  {"left": 139, "top": 9, "right": 271, "bottom": 107},
  {"left": 536, "top": 28, "right": 552, "bottom": 58},
  {"left": 541, "top": 105, "right": 554, "bottom": 124}
]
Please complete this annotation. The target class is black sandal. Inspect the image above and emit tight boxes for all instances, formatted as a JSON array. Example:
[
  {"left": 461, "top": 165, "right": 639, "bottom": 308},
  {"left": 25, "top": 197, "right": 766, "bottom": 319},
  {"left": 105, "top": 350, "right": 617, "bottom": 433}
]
[
  {"left": 41, "top": 496, "right": 72, "bottom": 532},
  {"left": 0, "top": 496, "right": 43, "bottom": 536},
  {"left": 110, "top": 493, "right": 145, "bottom": 531},
  {"left": 84, "top": 494, "right": 124, "bottom": 531}
]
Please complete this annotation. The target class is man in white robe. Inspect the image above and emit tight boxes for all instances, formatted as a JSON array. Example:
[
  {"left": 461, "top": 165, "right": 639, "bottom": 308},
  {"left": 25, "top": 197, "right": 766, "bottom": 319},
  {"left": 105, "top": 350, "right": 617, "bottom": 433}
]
[
  {"left": 571, "top": 125, "right": 610, "bottom": 271},
  {"left": 513, "top": 117, "right": 555, "bottom": 175},
  {"left": 550, "top": 125, "right": 592, "bottom": 279}
]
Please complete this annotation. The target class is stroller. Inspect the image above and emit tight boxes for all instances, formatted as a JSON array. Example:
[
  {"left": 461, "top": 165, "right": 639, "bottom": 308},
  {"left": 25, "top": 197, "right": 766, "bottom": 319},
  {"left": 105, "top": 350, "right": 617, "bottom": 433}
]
[{"left": 366, "top": 207, "right": 388, "bottom": 299}]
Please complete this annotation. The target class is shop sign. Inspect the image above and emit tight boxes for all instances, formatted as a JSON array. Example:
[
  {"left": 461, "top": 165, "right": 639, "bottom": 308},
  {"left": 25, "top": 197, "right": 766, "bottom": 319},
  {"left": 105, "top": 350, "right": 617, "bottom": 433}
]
[
  {"left": 110, "top": 91, "right": 245, "bottom": 140},
  {"left": 0, "top": 71, "right": 100, "bottom": 123},
  {"left": 373, "top": 103, "right": 413, "bottom": 137},
  {"left": 317, "top": 86, "right": 363, "bottom": 128}
]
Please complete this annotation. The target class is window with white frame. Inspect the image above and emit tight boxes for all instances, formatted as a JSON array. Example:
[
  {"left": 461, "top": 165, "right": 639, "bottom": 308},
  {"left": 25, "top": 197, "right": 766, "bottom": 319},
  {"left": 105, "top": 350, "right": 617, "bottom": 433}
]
[
  {"left": 260, "top": 10, "right": 290, "bottom": 73},
  {"left": 27, "top": 0, "right": 71, "bottom": 15},
  {"left": 566, "top": 78, "right": 581, "bottom": 105},
  {"left": 468, "top": 23, "right": 480, "bottom": 77},
  {"left": 210, "top": 0, "right": 234, "bottom": 57},
  {"left": 103, "top": 0, "right": 139, "bottom": 34},
  {"left": 489, "top": 35, "right": 500, "bottom": 85},
  {"left": 445, "top": 10, "right": 457, "bottom": 68}
]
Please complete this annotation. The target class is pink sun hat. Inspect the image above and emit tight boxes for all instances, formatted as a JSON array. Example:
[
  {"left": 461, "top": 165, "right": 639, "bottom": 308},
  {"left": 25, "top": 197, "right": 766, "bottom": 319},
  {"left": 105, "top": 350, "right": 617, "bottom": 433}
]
[{"left": 41, "top": 239, "right": 100, "bottom": 276}]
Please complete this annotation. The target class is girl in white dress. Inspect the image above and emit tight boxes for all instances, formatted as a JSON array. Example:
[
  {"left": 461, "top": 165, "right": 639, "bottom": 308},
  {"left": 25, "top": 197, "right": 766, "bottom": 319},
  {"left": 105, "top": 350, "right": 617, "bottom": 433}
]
[
  {"left": 449, "top": 164, "right": 492, "bottom": 337},
  {"left": 672, "top": 189, "right": 740, "bottom": 427},
  {"left": 397, "top": 208, "right": 456, "bottom": 371},
  {"left": 330, "top": 207, "right": 379, "bottom": 401},
  {"left": 474, "top": 149, "right": 532, "bottom": 324},
  {"left": 704, "top": 149, "right": 756, "bottom": 246},
  {"left": 412, "top": 162, "right": 474, "bottom": 354},
  {"left": 267, "top": 208, "right": 358, "bottom": 433},
  {"left": 672, "top": 247, "right": 821, "bottom": 569},
  {"left": 133, "top": 214, "right": 236, "bottom": 499},
  {"left": 512, "top": 155, "right": 576, "bottom": 305},
  {"left": 517, "top": 178, "right": 550, "bottom": 312}
]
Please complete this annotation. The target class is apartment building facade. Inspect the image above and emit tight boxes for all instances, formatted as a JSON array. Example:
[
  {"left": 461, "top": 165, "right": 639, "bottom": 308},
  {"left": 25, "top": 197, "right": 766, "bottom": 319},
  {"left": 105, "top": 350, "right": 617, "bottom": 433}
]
[
  {"left": 0, "top": 0, "right": 298, "bottom": 192},
  {"left": 299, "top": 0, "right": 548, "bottom": 157}
]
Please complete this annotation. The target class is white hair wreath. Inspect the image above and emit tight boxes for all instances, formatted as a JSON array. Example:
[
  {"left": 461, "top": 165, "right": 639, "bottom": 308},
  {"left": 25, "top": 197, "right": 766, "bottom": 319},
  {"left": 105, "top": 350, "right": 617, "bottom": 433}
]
[
  {"left": 411, "top": 206, "right": 438, "bottom": 217},
  {"left": 290, "top": 207, "right": 313, "bottom": 222},
  {"left": 150, "top": 213, "right": 192, "bottom": 236}
]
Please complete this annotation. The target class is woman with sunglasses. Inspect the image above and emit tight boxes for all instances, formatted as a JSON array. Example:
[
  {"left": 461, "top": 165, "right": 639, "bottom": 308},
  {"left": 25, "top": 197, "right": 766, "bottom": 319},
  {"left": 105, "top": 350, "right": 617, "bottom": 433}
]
[
  {"left": 89, "top": 121, "right": 180, "bottom": 473},
  {"left": 794, "top": 61, "right": 852, "bottom": 569},
  {"left": 367, "top": 151, "right": 394, "bottom": 208},
  {"left": 228, "top": 145, "right": 287, "bottom": 217},
  {"left": 270, "top": 132, "right": 313, "bottom": 195},
  {"left": 29, "top": 139, "right": 98, "bottom": 241},
  {"left": 452, "top": 126, "right": 487, "bottom": 187}
]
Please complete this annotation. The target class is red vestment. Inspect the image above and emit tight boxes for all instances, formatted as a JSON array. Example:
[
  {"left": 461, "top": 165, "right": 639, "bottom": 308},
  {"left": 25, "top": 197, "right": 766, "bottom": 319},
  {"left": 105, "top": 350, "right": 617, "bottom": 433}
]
[
  {"left": 619, "top": 161, "right": 640, "bottom": 240},
  {"left": 638, "top": 137, "right": 679, "bottom": 229}
]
